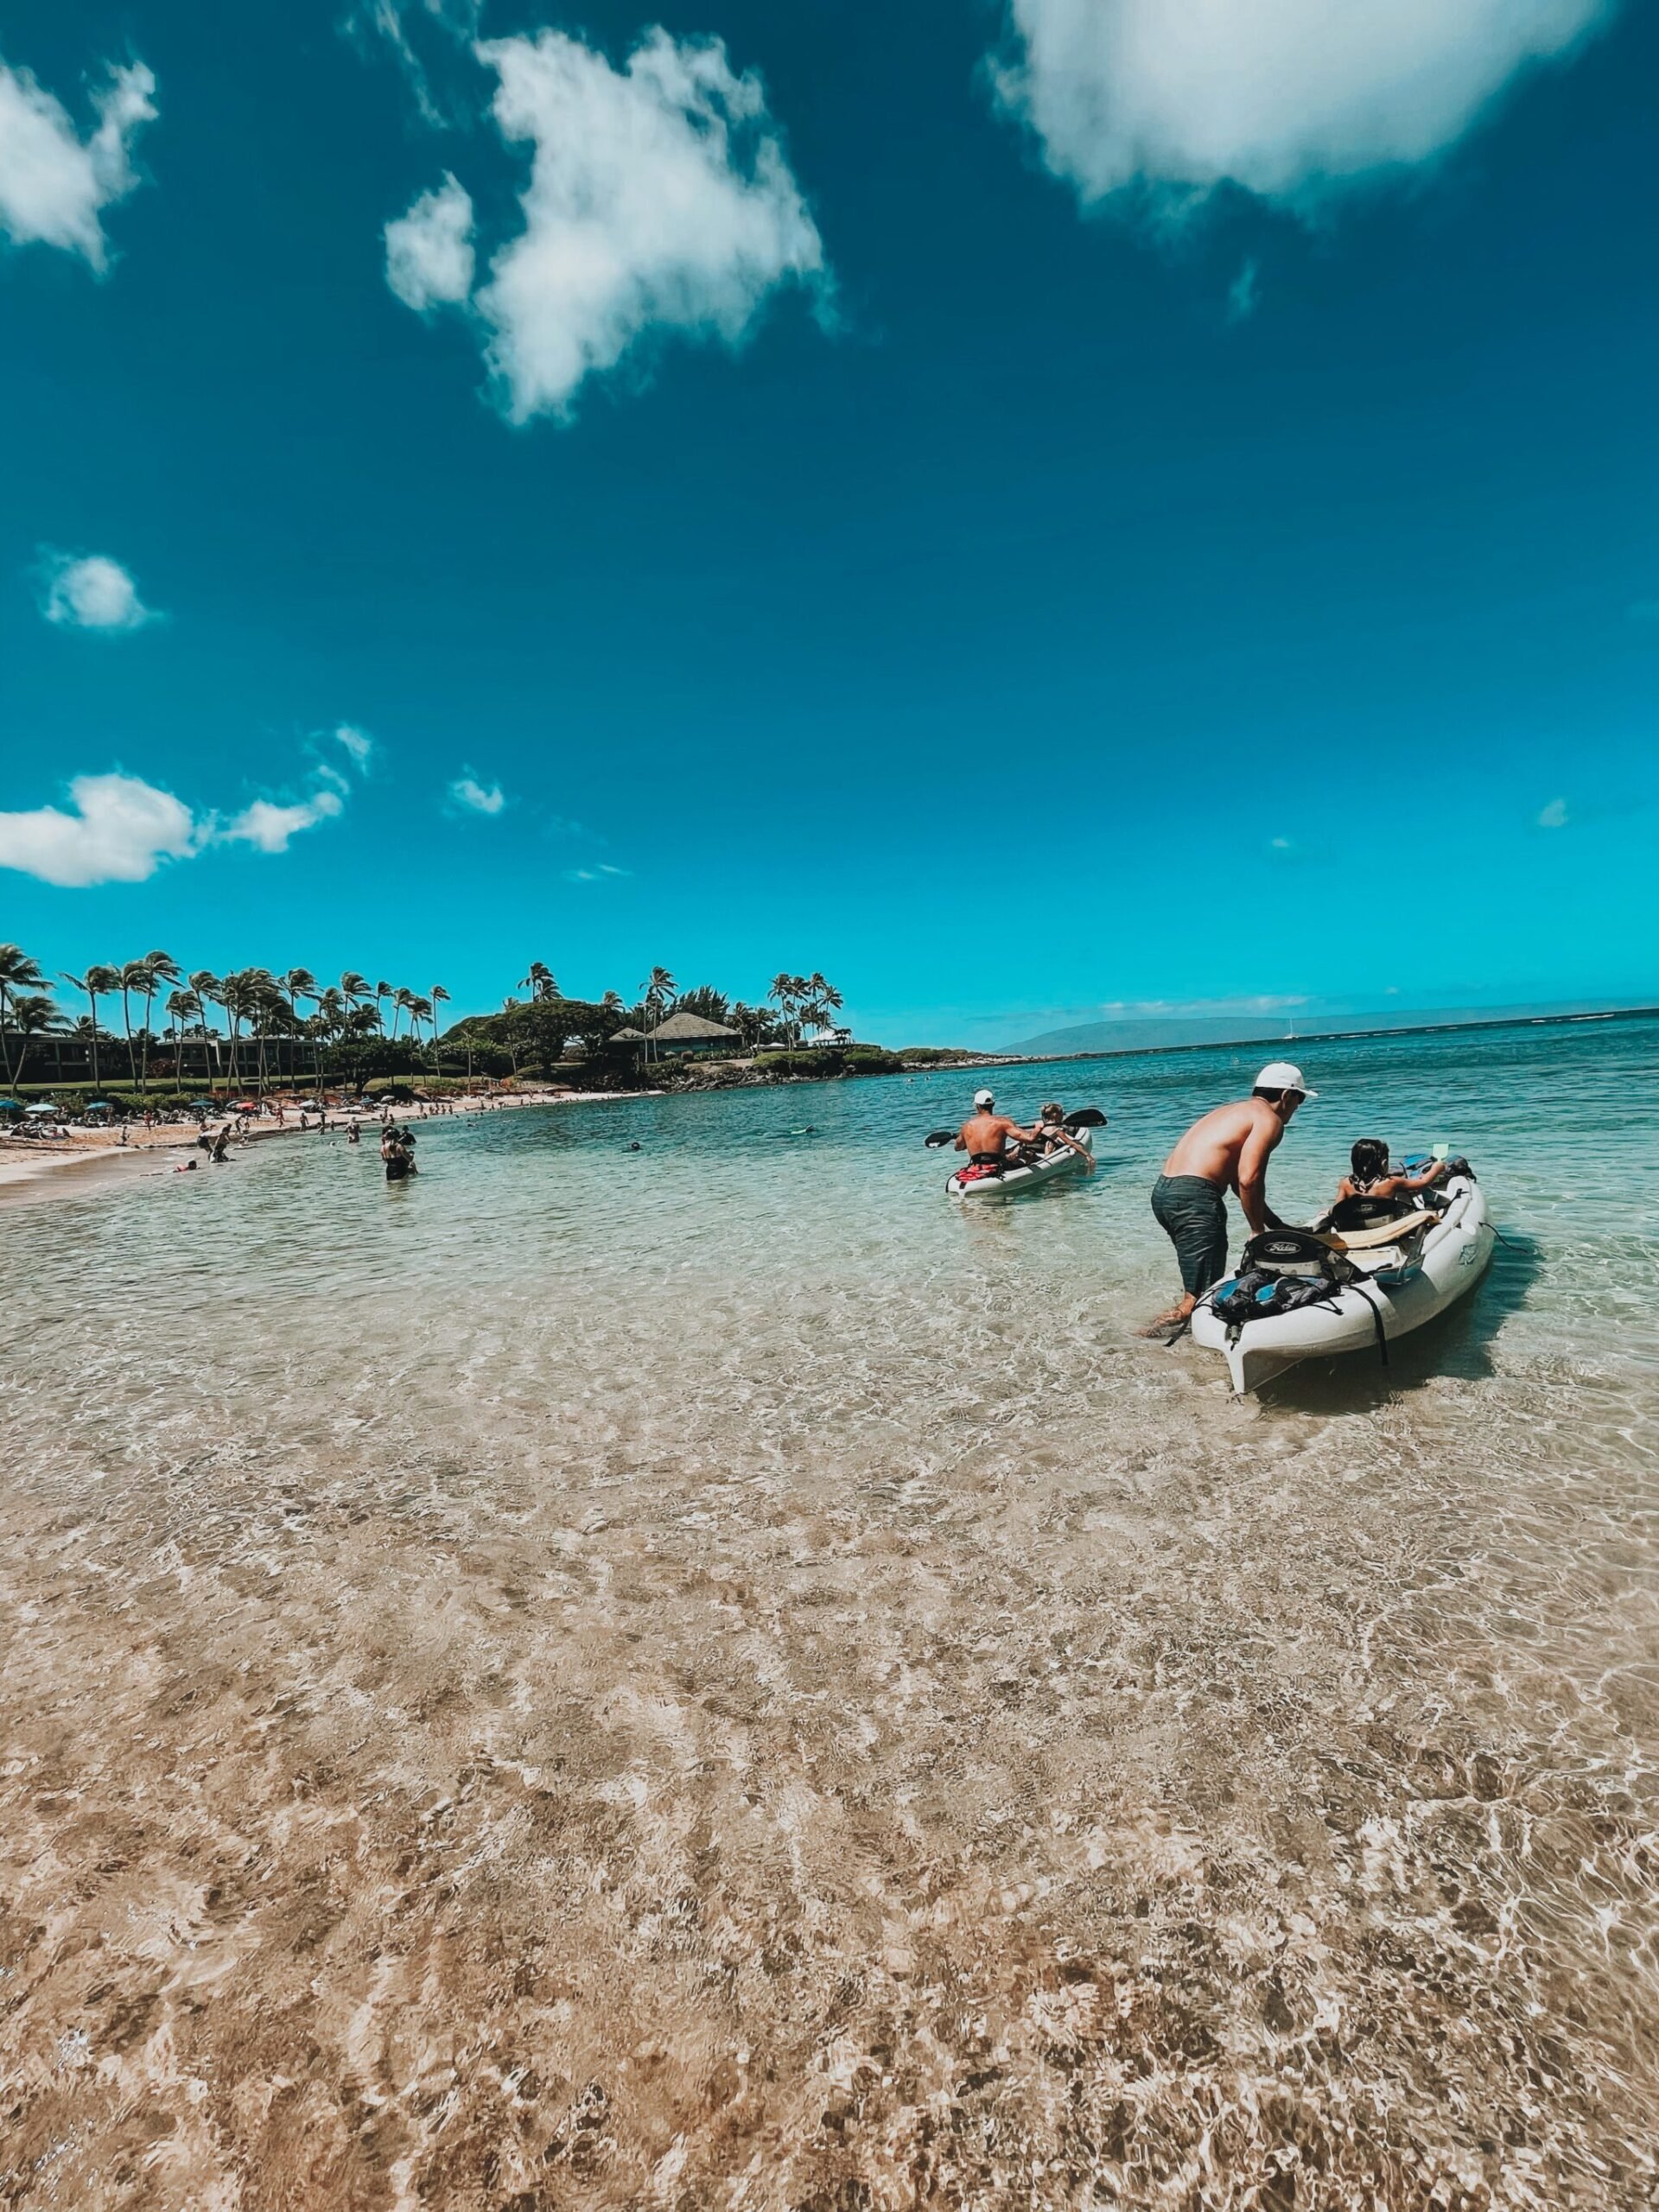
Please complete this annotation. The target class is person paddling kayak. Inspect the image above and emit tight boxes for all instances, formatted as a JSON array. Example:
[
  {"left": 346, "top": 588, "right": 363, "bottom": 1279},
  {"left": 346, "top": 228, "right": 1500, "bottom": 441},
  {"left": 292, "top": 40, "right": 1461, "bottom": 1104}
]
[
  {"left": 1141, "top": 1061, "right": 1314, "bottom": 1336},
  {"left": 953, "top": 1089, "right": 1039, "bottom": 1182}
]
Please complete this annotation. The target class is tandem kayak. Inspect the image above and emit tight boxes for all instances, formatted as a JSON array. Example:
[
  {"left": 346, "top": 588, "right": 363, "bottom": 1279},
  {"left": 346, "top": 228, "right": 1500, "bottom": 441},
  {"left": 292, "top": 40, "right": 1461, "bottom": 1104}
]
[
  {"left": 947, "top": 1127, "right": 1094, "bottom": 1199},
  {"left": 1190, "top": 1168, "right": 1496, "bottom": 1394}
]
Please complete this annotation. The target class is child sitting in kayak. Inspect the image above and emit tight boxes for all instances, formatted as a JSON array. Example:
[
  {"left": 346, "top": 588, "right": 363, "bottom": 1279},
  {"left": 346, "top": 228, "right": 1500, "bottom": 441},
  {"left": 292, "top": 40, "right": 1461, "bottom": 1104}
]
[
  {"left": 1026, "top": 1103, "right": 1096, "bottom": 1173},
  {"left": 1332, "top": 1138, "right": 1446, "bottom": 1207}
]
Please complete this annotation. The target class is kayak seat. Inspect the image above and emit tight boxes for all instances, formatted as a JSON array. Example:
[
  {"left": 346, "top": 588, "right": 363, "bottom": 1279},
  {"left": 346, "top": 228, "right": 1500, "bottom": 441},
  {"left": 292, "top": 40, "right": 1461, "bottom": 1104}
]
[
  {"left": 1331, "top": 1211, "right": 1435, "bottom": 1252},
  {"left": 1325, "top": 1192, "right": 1419, "bottom": 1236}
]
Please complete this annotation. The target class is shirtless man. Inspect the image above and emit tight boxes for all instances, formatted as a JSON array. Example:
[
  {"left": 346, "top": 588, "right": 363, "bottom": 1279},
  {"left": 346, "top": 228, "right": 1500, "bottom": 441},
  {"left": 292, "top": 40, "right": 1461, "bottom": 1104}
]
[
  {"left": 953, "top": 1088, "right": 1039, "bottom": 1179},
  {"left": 1142, "top": 1061, "right": 1315, "bottom": 1334}
]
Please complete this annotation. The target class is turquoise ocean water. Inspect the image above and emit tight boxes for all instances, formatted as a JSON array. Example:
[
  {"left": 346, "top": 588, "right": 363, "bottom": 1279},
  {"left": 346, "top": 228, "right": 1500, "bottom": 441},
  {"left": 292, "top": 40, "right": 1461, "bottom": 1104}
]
[{"left": 3, "top": 1015, "right": 1658, "bottom": 2205}]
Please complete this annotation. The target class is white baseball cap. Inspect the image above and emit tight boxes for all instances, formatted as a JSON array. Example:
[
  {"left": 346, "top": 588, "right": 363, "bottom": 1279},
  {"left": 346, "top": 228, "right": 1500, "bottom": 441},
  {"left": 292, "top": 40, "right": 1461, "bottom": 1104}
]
[
  {"left": 973, "top": 1088, "right": 995, "bottom": 1108},
  {"left": 1255, "top": 1061, "right": 1316, "bottom": 1098}
]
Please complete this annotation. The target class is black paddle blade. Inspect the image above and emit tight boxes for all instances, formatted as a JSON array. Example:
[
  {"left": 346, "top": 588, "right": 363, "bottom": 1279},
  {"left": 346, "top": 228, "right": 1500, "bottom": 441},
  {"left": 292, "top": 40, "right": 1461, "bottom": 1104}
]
[
  {"left": 924, "top": 1129, "right": 957, "bottom": 1148},
  {"left": 1064, "top": 1107, "right": 1108, "bottom": 1129}
]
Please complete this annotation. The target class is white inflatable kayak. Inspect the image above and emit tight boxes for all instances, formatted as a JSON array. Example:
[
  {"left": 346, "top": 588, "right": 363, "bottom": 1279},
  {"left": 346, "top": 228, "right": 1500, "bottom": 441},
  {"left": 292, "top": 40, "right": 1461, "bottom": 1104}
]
[
  {"left": 947, "top": 1127, "right": 1094, "bottom": 1199},
  {"left": 1191, "top": 1172, "right": 1495, "bottom": 1394}
]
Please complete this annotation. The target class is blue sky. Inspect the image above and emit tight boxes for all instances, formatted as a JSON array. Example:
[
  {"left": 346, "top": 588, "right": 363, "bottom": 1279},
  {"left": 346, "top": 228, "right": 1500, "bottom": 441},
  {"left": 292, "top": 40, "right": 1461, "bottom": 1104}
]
[{"left": 2, "top": 0, "right": 1657, "bottom": 1047}]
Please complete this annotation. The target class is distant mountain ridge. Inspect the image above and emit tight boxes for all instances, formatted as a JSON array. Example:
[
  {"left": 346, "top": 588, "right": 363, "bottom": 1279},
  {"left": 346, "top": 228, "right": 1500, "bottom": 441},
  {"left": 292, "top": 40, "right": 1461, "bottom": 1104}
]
[{"left": 1004, "top": 998, "right": 1657, "bottom": 1058}]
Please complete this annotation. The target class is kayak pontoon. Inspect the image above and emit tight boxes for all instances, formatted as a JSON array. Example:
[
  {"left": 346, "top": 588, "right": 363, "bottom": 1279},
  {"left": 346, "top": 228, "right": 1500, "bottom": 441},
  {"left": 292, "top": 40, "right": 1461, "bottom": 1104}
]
[{"left": 1190, "top": 1170, "right": 1496, "bottom": 1394}]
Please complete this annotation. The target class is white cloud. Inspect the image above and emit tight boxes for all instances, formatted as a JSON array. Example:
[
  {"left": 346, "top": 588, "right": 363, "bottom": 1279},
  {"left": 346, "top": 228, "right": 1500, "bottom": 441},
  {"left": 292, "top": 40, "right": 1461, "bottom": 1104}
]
[
  {"left": 0, "top": 55, "right": 156, "bottom": 267},
  {"left": 385, "top": 172, "right": 474, "bottom": 310},
  {"left": 0, "top": 772, "right": 196, "bottom": 887},
  {"left": 41, "top": 552, "right": 156, "bottom": 631},
  {"left": 388, "top": 28, "right": 826, "bottom": 422},
  {"left": 1537, "top": 796, "right": 1569, "bottom": 829},
  {"left": 330, "top": 723, "right": 375, "bottom": 771},
  {"left": 994, "top": 0, "right": 1614, "bottom": 213},
  {"left": 448, "top": 770, "right": 505, "bottom": 815},
  {"left": 0, "top": 755, "right": 355, "bottom": 885},
  {"left": 564, "top": 862, "right": 630, "bottom": 883},
  {"left": 221, "top": 786, "right": 346, "bottom": 854}
]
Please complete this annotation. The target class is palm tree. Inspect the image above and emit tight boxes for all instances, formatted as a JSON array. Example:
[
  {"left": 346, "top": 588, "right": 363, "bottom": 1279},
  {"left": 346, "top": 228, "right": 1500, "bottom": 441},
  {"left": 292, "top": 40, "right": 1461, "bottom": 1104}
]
[
  {"left": 519, "top": 962, "right": 559, "bottom": 1001},
  {"left": 729, "top": 1001, "right": 767, "bottom": 1052},
  {"left": 189, "top": 972, "right": 224, "bottom": 1094},
  {"left": 802, "top": 972, "right": 844, "bottom": 1044},
  {"left": 60, "top": 967, "right": 116, "bottom": 1090},
  {"left": 10, "top": 992, "right": 62, "bottom": 1085},
  {"left": 429, "top": 984, "right": 450, "bottom": 1078},
  {"left": 283, "top": 969, "right": 319, "bottom": 1092},
  {"left": 767, "top": 972, "right": 799, "bottom": 1052},
  {"left": 219, "top": 969, "right": 268, "bottom": 1096},
  {"left": 391, "top": 986, "right": 415, "bottom": 1044},
  {"left": 372, "top": 980, "right": 393, "bottom": 1038},
  {"left": 408, "top": 995, "right": 434, "bottom": 1076},
  {"left": 114, "top": 959, "right": 149, "bottom": 1091},
  {"left": 165, "top": 989, "right": 200, "bottom": 1083},
  {"left": 312, "top": 988, "right": 346, "bottom": 1096},
  {"left": 0, "top": 944, "right": 47, "bottom": 1090},
  {"left": 639, "top": 966, "right": 676, "bottom": 1062},
  {"left": 137, "top": 950, "right": 181, "bottom": 1096}
]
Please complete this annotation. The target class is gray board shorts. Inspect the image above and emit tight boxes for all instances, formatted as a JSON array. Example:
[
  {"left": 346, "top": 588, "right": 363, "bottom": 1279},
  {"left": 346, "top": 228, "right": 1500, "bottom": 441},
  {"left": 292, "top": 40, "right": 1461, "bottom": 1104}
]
[{"left": 1151, "top": 1173, "right": 1230, "bottom": 1297}]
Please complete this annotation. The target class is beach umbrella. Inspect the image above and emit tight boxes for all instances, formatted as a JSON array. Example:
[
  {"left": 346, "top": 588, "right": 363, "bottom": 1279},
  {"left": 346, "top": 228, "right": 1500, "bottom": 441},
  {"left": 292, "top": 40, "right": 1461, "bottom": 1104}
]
[
  {"left": 25, "top": 1103, "right": 57, "bottom": 1116},
  {"left": 85, "top": 1102, "right": 113, "bottom": 1115},
  {"left": 0, "top": 1098, "right": 23, "bottom": 1114}
]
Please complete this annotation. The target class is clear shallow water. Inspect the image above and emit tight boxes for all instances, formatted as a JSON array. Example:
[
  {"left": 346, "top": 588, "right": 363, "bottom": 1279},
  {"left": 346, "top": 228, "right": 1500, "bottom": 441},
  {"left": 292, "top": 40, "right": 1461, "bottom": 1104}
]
[{"left": 3, "top": 1020, "right": 1659, "bottom": 2208}]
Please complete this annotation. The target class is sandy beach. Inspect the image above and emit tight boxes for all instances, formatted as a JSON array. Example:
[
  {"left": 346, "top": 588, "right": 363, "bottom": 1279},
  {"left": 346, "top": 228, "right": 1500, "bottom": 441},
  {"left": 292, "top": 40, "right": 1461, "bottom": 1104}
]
[{"left": 0, "top": 1089, "right": 638, "bottom": 1200}]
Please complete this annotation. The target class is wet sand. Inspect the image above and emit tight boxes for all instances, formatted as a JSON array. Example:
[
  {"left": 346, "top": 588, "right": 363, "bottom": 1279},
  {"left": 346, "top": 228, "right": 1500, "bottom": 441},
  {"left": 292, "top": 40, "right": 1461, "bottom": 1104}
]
[{"left": 4, "top": 1331, "right": 1657, "bottom": 2208}]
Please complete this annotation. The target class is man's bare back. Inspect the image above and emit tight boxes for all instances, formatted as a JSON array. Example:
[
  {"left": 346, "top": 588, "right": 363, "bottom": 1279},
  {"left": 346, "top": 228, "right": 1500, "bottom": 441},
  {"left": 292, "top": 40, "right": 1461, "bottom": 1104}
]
[
  {"left": 1141, "top": 1070, "right": 1312, "bottom": 1333},
  {"left": 1162, "top": 1096, "right": 1287, "bottom": 1212},
  {"left": 956, "top": 1109, "right": 1033, "bottom": 1161}
]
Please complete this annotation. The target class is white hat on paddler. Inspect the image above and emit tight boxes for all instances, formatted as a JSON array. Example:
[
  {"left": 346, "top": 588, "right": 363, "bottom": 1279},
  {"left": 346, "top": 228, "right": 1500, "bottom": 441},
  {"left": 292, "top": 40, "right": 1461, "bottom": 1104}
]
[
  {"left": 1254, "top": 1060, "right": 1316, "bottom": 1098},
  {"left": 974, "top": 1088, "right": 995, "bottom": 1108}
]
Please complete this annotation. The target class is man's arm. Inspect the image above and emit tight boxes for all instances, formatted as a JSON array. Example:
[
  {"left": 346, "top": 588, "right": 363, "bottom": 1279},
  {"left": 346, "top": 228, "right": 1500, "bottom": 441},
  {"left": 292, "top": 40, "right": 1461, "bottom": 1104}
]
[{"left": 1236, "top": 1115, "right": 1287, "bottom": 1235}]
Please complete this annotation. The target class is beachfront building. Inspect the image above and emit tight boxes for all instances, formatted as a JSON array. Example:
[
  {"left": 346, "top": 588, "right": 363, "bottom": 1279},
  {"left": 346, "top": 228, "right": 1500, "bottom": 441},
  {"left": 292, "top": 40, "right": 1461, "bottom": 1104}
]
[{"left": 645, "top": 1011, "right": 741, "bottom": 1058}]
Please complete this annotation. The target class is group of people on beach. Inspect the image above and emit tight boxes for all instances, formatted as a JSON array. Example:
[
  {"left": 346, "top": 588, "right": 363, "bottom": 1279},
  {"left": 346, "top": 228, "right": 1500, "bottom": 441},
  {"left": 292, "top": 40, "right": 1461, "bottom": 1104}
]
[{"left": 957, "top": 1060, "right": 1449, "bottom": 1334}]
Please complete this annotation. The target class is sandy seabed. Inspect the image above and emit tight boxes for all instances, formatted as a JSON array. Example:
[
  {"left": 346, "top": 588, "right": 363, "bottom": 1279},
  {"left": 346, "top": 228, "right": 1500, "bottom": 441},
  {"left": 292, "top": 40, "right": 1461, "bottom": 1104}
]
[{"left": 3, "top": 1262, "right": 1657, "bottom": 2212}]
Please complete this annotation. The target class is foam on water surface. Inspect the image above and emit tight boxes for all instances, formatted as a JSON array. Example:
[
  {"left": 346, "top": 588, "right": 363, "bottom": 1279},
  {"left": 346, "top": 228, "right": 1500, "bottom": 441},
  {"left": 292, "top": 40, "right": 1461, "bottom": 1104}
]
[{"left": 3, "top": 1020, "right": 1657, "bottom": 2207}]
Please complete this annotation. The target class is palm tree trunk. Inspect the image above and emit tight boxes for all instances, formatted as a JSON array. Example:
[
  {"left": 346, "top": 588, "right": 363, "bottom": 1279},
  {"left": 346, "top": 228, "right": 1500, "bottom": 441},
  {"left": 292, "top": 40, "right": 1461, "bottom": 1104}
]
[
  {"left": 121, "top": 989, "right": 136, "bottom": 1091},
  {"left": 0, "top": 998, "right": 15, "bottom": 1091},
  {"left": 86, "top": 993, "right": 101, "bottom": 1090},
  {"left": 140, "top": 991, "right": 154, "bottom": 1097}
]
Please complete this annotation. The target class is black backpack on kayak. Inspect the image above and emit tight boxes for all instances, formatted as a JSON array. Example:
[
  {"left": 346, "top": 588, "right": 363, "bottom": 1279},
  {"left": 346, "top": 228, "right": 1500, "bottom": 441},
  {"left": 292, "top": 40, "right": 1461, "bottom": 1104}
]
[{"left": 1208, "top": 1229, "right": 1357, "bottom": 1326}]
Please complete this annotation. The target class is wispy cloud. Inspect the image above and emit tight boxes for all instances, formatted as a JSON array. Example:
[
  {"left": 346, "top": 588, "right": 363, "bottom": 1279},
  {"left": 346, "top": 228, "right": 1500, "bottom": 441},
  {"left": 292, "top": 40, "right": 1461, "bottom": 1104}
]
[
  {"left": 345, "top": 0, "right": 480, "bottom": 128},
  {"left": 992, "top": 0, "right": 1615, "bottom": 219},
  {"left": 0, "top": 54, "right": 156, "bottom": 268},
  {"left": 1093, "top": 993, "right": 1310, "bottom": 1019},
  {"left": 563, "top": 862, "right": 630, "bottom": 884},
  {"left": 40, "top": 550, "right": 157, "bottom": 632},
  {"left": 220, "top": 785, "right": 346, "bottom": 854},
  {"left": 1226, "top": 257, "right": 1260, "bottom": 324},
  {"left": 1537, "top": 796, "right": 1570, "bottom": 830},
  {"left": 330, "top": 723, "right": 375, "bottom": 772},
  {"left": 385, "top": 27, "right": 828, "bottom": 423},
  {"left": 448, "top": 770, "right": 506, "bottom": 816}
]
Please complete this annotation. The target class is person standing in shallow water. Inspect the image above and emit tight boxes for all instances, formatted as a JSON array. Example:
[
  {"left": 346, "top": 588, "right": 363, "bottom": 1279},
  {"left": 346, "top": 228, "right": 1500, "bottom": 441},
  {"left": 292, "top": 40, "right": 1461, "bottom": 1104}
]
[{"left": 1141, "top": 1061, "right": 1314, "bottom": 1337}]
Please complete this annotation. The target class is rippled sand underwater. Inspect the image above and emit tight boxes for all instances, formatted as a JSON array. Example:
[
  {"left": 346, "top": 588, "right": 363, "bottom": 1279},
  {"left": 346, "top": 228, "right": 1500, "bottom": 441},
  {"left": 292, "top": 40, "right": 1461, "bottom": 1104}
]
[{"left": 3, "top": 1022, "right": 1659, "bottom": 2209}]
